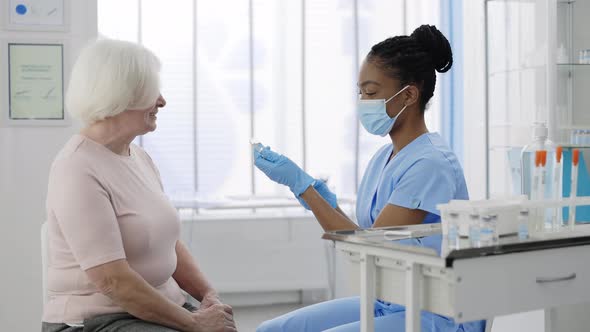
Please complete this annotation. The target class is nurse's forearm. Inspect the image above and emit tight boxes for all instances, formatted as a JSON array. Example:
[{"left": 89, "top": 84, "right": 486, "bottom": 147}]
[{"left": 300, "top": 187, "right": 359, "bottom": 232}]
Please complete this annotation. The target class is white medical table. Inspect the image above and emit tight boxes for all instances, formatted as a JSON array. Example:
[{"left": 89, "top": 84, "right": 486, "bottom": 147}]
[{"left": 322, "top": 224, "right": 590, "bottom": 332}]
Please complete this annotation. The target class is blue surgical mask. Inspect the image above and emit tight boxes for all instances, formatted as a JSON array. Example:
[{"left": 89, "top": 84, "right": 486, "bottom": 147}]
[{"left": 357, "top": 85, "right": 409, "bottom": 136}]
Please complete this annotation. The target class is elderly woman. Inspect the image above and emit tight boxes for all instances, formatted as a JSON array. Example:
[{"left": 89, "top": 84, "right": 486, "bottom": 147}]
[{"left": 42, "top": 39, "right": 237, "bottom": 332}]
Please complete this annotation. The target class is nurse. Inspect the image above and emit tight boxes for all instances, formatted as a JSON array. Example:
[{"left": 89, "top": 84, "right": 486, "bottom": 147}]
[{"left": 253, "top": 25, "right": 484, "bottom": 332}]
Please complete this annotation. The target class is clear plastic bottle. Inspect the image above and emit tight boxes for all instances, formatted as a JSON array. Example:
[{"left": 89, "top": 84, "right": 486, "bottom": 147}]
[
  {"left": 521, "top": 122, "right": 556, "bottom": 200},
  {"left": 468, "top": 213, "right": 480, "bottom": 247},
  {"left": 518, "top": 210, "right": 529, "bottom": 240},
  {"left": 480, "top": 215, "right": 497, "bottom": 245},
  {"left": 447, "top": 212, "right": 459, "bottom": 248}
]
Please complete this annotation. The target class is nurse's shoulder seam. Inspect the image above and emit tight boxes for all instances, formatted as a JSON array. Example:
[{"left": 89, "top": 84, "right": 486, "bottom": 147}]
[
  {"left": 425, "top": 134, "right": 463, "bottom": 181},
  {"left": 407, "top": 146, "right": 459, "bottom": 191}
]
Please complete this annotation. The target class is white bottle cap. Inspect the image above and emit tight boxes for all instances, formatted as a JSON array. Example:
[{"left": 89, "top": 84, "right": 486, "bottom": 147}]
[{"left": 532, "top": 122, "right": 548, "bottom": 140}]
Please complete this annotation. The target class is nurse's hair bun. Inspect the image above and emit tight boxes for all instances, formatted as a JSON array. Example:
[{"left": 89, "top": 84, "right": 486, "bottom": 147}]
[
  {"left": 366, "top": 25, "right": 453, "bottom": 111},
  {"left": 410, "top": 25, "right": 453, "bottom": 73}
]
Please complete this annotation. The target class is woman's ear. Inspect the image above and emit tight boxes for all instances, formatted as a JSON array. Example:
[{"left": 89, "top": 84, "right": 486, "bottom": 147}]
[{"left": 403, "top": 85, "right": 420, "bottom": 107}]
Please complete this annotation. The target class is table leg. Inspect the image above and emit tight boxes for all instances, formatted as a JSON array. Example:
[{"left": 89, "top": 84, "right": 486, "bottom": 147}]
[
  {"left": 360, "top": 252, "right": 376, "bottom": 332},
  {"left": 405, "top": 262, "right": 421, "bottom": 332}
]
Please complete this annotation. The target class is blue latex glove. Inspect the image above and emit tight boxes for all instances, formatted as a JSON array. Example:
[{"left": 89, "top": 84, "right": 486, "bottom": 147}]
[
  {"left": 297, "top": 179, "right": 338, "bottom": 210},
  {"left": 254, "top": 146, "right": 315, "bottom": 196}
]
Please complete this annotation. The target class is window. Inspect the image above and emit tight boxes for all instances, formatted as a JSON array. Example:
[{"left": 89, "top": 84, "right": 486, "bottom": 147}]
[{"left": 98, "top": 0, "right": 446, "bottom": 199}]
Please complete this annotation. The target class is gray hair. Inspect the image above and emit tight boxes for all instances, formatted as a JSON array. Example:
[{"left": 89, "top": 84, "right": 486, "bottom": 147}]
[{"left": 66, "top": 38, "right": 161, "bottom": 125}]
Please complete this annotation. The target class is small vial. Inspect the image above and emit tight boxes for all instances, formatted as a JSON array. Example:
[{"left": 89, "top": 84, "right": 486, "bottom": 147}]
[
  {"left": 518, "top": 210, "right": 529, "bottom": 240},
  {"left": 249, "top": 138, "right": 265, "bottom": 154},
  {"left": 447, "top": 212, "right": 459, "bottom": 248},
  {"left": 490, "top": 215, "right": 499, "bottom": 242},
  {"left": 468, "top": 213, "right": 481, "bottom": 247},
  {"left": 480, "top": 215, "right": 497, "bottom": 245}
]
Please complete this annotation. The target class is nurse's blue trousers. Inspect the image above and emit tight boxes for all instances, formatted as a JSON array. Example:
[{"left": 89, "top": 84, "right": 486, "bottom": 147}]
[{"left": 256, "top": 297, "right": 485, "bottom": 332}]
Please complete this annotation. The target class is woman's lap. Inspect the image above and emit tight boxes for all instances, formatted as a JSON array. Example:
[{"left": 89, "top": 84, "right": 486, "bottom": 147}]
[
  {"left": 41, "top": 302, "right": 197, "bottom": 332},
  {"left": 42, "top": 316, "right": 179, "bottom": 332}
]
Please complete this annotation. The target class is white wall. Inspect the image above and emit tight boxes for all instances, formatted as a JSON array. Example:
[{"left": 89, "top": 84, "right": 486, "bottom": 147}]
[{"left": 0, "top": 1, "right": 97, "bottom": 329}]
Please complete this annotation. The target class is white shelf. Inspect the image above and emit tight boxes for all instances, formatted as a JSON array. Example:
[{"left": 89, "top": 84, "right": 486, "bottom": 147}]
[
  {"left": 488, "top": 65, "right": 544, "bottom": 77},
  {"left": 560, "top": 144, "right": 590, "bottom": 148},
  {"left": 559, "top": 125, "right": 590, "bottom": 130},
  {"left": 486, "top": 0, "right": 541, "bottom": 2},
  {"left": 487, "top": 0, "right": 574, "bottom": 3},
  {"left": 489, "top": 145, "right": 520, "bottom": 151},
  {"left": 489, "top": 122, "right": 535, "bottom": 128},
  {"left": 557, "top": 63, "right": 590, "bottom": 67}
]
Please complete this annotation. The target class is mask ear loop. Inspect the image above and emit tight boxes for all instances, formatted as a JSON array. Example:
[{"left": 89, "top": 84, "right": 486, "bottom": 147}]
[
  {"left": 396, "top": 104, "right": 408, "bottom": 118},
  {"left": 385, "top": 85, "right": 410, "bottom": 103},
  {"left": 385, "top": 85, "right": 410, "bottom": 119}
]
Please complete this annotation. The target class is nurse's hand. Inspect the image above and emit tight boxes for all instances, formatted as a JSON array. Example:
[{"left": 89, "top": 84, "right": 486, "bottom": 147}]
[
  {"left": 297, "top": 180, "right": 338, "bottom": 210},
  {"left": 254, "top": 146, "right": 314, "bottom": 196}
]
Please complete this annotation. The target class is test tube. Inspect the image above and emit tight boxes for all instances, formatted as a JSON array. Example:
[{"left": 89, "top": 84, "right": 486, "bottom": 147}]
[
  {"left": 539, "top": 151, "right": 548, "bottom": 231},
  {"left": 531, "top": 151, "right": 542, "bottom": 201},
  {"left": 569, "top": 149, "right": 580, "bottom": 229},
  {"left": 552, "top": 146, "right": 563, "bottom": 230}
]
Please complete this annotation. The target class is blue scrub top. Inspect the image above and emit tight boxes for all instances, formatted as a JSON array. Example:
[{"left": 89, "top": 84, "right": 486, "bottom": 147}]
[{"left": 356, "top": 132, "right": 468, "bottom": 228}]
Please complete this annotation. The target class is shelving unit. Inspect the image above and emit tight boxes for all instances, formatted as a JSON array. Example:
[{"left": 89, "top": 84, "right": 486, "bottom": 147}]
[
  {"left": 555, "top": 0, "right": 590, "bottom": 144},
  {"left": 483, "top": 0, "right": 590, "bottom": 198}
]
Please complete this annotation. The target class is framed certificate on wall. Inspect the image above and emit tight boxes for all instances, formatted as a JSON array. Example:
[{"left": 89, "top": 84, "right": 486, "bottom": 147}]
[{"left": 4, "top": 42, "right": 68, "bottom": 126}]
